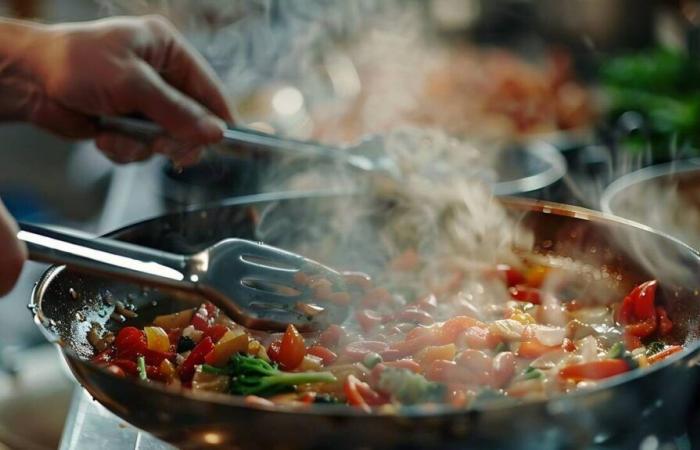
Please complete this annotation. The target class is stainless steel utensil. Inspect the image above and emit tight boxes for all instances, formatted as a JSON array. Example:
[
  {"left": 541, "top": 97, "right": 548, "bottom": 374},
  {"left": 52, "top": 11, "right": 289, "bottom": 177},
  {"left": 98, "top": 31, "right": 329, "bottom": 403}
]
[
  {"left": 98, "top": 116, "right": 401, "bottom": 179},
  {"left": 18, "top": 222, "right": 347, "bottom": 331}
]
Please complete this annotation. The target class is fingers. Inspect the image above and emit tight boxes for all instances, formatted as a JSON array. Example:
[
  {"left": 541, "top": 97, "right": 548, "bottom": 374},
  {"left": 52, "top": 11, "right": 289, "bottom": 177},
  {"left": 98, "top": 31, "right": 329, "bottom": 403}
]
[
  {"left": 30, "top": 98, "right": 98, "bottom": 139},
  {"left": 141, "top": 16, "right": 234, "bottom": 123},
  {"left": 95, "top": 132, "right": 152, "bottom": 164},
  {"left": 0, "top": 200, "right": 26, "bottom": 296},
  {"left": 95, "top": 132, "right": 204, "bottom": 167},
  {"left": 129, "top": 60, "right": 226, "bottom": 146}
]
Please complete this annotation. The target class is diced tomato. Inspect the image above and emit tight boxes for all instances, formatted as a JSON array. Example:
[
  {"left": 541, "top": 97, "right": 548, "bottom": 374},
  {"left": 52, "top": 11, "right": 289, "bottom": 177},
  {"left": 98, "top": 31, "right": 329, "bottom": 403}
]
[
  {"left": 495, "top": 264, "right": 525, "bottom": 287},
  {"left": 267, "top": 340, "right": 282, "bottom": 363},
  {"left": 178, "top": 336, "right": 214, "bottom": 382},
  {"left": 356, "top": 309, "right": 383, "bottom": 333},
  {"left": 111, "top": 359, "right": 138, "bottom": 376},
  {"left": 396, "top": 308, "right": 435, "bottom": 325},
  {"left": 342, "top": 271, "right": 373, "bottom": 291},
  {"left": 166, "top": 329, "right": 181, "bottom": 347},
  {"left": 390, "top": 333, "right": 439, "bottom": 357},
  {"left": 344, "top": 375, "right": 371, "bottom": 413},
  {"left": 143, "top": 348, "right": 175, "bottom": 366},
  {"left": 105, "top": 364, "right": 126, "bottom": 377},
  {"left": 562, "top": 338, "right": 576, "bottom": 352},
  {"left": 517, "top": 340, "right": 559, "bottom": 359},
  {"left": 458, "top": 326, "right": 502, "bottom": 350},
  {"left": 425, "top": 359, "right": 458, "bottom": 382},
  {"left": 647, "top": 345, "right": 683, "bottom": 364},
  {"left": 657, "top": 307, "right": 673, "bottom": 336},
  {"left": 383, "top": 359, "right": 422, "bottom": 373},
  {"left": 277, "top": 324, "right": 306, "bottom": 370},
  {"left": 632, "top": 281, "right": 658, "bottom": 320},
  {"left": 307, "top": 345, "right": 338, "bottom": 366},
  {"left": 91, "top": 348, "right": 114, "bottom": 365},
  {"left": 416, "top": 344, "right": 456, "bottom": 368},
  {"left": 114, "top": 326, "right": 147, "bottom": 360},
  {"left": 617, "top": 280, "right": 658, "bottom": 324},
  {"left": 624, "top": 333, "right": 642, "bottom": 350},
  {"left": 361, "top": 287, "right": 393, "bottom": 308},
  {"left": 203, "top": 324, "right": 228, "bottom": 343},
  {"left": 319, "top": 324, "right": 345, "bottom": 348},
  {"left": 190, "top": 306, "right": 210, "bottom": 332},
  {"left": 625, "top": 315, "right": 657, "bottom": 338},
  {"left": 343, "top": 341, "right": 390, "bottom": 362},
  {"left": 378, "top": 349, "right": 401, "bottom": 362},
  {"left": 439, "top": 316, "right": 484, "bottom": 344},
  {"left": 509, "top": 285, "right": 541, "bottom": 305},
  {"left": 415, "top": 294, "right": 438, "bottom": 312},
  {"left": 558, "top": 359, "right": 629, "bottom": 381}
]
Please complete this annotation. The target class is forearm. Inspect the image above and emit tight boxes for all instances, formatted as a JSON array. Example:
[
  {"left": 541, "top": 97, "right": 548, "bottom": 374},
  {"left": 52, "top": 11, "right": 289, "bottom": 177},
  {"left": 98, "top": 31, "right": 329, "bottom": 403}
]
[{"left": 0, "top": 18, "right": 47, "bottom": 121}]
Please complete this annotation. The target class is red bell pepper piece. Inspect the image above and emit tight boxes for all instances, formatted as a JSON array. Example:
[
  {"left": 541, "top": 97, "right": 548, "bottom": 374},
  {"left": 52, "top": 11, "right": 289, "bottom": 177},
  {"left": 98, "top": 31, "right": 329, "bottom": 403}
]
[
  {"left": 114, "top": 326, "right": 147, "bottom": 360},
  {"left": 178, "top": 337, "right": 214, "bottom": 382},
  {"left": 203, "top": 324, "right": 228, "bottom": 343},
  {"left": 657, "top": 307, "right": 673, "bottom": 336},
  {"left": 509, "top": 285, "right": 541, "bottom": 304},
  {"left": 306, "top": 345, "right": 338, "bottom": 366},
  {"left": 647, "top": 345, "right": 683, "bottom": 364},
  {"left": 495, "top": 264, "right": 525, "bottom": 287},
  {"left": 559, "top": 359, "right": 629, "bottom": 381},
  {"left": 143, "top": 348, "right": 175, "bottom": 366},
  {"left": 111, "top": 359, "right": 138, "bottom": 376}
]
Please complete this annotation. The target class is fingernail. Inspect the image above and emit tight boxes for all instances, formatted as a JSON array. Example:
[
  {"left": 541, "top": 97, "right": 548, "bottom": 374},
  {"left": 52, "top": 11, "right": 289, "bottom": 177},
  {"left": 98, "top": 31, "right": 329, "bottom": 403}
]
[{"left": 196, "top": 115, "right": 225, "bottom": 142}]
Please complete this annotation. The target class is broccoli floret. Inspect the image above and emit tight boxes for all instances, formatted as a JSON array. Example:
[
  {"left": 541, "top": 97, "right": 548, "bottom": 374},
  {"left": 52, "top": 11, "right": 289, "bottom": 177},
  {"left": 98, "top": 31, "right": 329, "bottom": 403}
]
[
  {"left": 377, "top": 367, "right": 445, "bottom": 405},
  {"left": 202, "top": 353, "right": 336, "bottom": 396}
]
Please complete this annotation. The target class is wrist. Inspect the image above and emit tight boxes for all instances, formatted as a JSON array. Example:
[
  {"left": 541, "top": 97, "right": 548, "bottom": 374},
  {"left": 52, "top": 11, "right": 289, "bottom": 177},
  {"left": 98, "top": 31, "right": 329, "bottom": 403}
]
[{"left": 0, "top": 19, "right": 51, "bottom": 121}]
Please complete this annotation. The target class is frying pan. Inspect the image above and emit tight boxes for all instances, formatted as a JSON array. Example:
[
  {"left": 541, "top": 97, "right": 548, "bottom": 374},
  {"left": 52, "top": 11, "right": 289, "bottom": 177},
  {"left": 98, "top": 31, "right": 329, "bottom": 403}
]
[{"left": 30, "top": 192, "right": 700, "bottom": 449}]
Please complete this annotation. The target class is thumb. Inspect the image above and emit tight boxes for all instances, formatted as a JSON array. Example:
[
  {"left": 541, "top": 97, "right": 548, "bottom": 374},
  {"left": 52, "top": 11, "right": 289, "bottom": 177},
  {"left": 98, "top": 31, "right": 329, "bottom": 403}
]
[{"left": 0, "top": 200, "right": 26, "bottom": 296}]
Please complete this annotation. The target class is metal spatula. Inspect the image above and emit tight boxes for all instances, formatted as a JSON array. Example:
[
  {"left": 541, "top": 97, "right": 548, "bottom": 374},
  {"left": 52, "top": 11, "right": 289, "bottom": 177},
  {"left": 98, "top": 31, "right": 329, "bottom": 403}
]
[
  {"left": 98, "top": 116, "right": 401, "bottom": 179},
  {"left": 18, "top": 223, "right": 349, "bottom": 331}
]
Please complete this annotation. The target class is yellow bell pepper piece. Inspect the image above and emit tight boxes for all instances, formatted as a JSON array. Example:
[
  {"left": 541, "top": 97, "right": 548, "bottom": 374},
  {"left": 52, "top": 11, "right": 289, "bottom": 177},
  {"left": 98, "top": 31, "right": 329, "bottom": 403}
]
[{"left": 144, "top": 326, "right": 170, "bottom": 352}]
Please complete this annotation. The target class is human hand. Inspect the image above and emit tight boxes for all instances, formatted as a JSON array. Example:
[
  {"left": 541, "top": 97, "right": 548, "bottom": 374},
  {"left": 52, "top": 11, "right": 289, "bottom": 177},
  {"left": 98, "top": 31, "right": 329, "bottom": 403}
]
[
  {"left": 0, "top": 200, "right": 26, "bottom": 296},
  {"left": 0, "top": 16, "right": 233, "bottom": 166}
]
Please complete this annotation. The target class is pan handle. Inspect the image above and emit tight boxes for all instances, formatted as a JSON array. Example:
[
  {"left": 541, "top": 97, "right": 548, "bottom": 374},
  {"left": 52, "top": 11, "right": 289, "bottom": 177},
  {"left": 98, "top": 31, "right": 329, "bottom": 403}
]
[{"left": 17, "top": 222, "right": 194, "bottom": 291}]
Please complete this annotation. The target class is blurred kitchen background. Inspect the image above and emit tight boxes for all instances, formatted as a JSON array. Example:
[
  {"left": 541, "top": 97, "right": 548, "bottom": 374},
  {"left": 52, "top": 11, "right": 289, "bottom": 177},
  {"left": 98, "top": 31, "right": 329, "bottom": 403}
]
[{"left": 3, "top": 0, "right": 700, "bottom": 448}]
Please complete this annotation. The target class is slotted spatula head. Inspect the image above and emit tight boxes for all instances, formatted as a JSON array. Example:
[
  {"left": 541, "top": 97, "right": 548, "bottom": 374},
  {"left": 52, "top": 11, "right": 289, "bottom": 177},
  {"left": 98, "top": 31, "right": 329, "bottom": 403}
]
[{"left": 189, "top": 238, "right": 350, "bottom": 331}]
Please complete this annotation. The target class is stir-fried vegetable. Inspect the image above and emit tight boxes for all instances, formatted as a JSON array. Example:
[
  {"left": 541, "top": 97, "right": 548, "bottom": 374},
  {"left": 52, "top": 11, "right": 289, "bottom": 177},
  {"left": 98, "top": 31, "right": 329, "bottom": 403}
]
[
  {"left": 89, "top": 251, "right": 682, "bottom": 413},
  {"left": 203, "top": 354, "right": 336, "bottom": 396}
]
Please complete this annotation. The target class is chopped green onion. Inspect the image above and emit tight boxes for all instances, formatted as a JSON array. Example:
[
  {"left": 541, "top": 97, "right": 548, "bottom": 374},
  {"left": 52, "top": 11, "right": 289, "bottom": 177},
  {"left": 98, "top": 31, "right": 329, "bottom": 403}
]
[
  {"left": 523, "top": 366, "right": 542, "bottom": 380},
  {"left": 362, "top": 352, "right": 383, "bottom": 369},
  {"left": 494, "top": 342, "right": 508, "bottom": 353},
  {"left": 137, "top": 356, "right": 148, "bottom": 381},
  {"left": 607, "top": 342, "right": 625, "bottom": 359}
]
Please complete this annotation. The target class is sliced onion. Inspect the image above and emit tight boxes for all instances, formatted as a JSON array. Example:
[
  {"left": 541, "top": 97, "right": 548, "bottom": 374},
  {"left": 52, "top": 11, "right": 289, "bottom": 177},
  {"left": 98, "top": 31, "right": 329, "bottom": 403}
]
[
  {"left": 488, "top": 319, "right": 525, "bottom": 341},
  {"left": 578, "top": 335, "right": 598, "bottom": 363},
  {"left": 532, "top": 325, "right": 566, "bottom": 347},
  {"left": 530, "top": 349, "right": 568, "bottom": 369}
]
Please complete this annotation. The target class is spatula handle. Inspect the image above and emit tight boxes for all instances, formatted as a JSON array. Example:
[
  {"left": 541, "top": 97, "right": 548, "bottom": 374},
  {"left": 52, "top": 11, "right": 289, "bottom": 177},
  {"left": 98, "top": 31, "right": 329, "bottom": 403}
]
[
  {"left": 98, "top": 116, "right": 338, "bottom": 159},
  {"left": 17, "top": 222, "right": 195, "bottom": 290}
]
